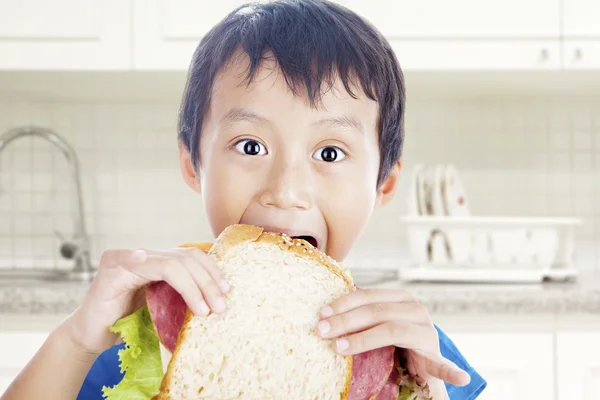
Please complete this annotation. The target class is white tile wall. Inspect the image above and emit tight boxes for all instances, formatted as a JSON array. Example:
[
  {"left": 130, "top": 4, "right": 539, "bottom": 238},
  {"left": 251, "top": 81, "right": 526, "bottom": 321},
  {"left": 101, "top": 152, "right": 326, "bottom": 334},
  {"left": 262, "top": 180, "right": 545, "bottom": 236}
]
[
  {"left": 0, "top": 95, "right": 598, "bottom": 271},
  {"left": 0, "top": 101, "right": 211, "bottom": 270}
]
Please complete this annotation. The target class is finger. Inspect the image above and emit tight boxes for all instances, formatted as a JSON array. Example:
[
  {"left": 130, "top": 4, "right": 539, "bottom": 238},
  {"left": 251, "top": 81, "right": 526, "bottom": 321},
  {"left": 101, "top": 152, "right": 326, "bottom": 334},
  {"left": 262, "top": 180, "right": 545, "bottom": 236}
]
[
  {"left": 332, "top": 321, "right": 432, "bottom": 355},
  {"left": 100, "top": 249, "right": 147, "bottom": 269},
  {"left": 421, "top": 353, "right": 471, "bottom": 386},
  {"left": 180, "top": 247, "right": 229, "bottom": 294},
  {"left": 178, "top": 252, "right": 227, "bottom": 313},
  {"left": 333, "top": 322, "right": 469, "bottom": 386},
  {"left": 125, "top": 252, "right": 223, "bottom": 314},
  {"left": 317, "top": 302, "right": 426, "bottom": 339},
  {"left": 127, "top": 256, "right": 209, "bottom": 316},
  {"left": 141, "top": 248, "right": 229, "bottom": 294},
  {"left": 321, "top": 288, "right": 415, "bottom": 318}
]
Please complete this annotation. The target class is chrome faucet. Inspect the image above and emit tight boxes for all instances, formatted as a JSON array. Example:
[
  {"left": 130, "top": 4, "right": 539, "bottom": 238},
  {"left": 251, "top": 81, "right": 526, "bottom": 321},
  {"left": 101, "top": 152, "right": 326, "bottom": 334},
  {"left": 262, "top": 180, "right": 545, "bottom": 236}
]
[{"left": 0, "top": 126, "right": 94, "bottom": 281}]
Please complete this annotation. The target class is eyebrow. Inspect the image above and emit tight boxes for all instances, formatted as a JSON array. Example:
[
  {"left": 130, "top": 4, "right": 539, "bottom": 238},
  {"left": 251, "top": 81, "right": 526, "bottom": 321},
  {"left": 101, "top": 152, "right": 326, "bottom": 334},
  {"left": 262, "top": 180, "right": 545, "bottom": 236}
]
[
  {"left": 221, "top": 108, "right": 270, "bottom": 125},
  {"left": 221, "top": 108, "right": 363, "bottom": 134},
  {"left": 312, "top": 115, "right": 364, "bottom": 134}
]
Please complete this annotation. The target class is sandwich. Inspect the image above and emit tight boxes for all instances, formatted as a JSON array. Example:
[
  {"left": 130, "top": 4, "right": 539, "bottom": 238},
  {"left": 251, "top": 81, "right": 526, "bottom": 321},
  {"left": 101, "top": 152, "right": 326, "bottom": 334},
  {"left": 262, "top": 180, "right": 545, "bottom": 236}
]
[{"left": 102, "top": 224, "right": 431, "bottom": 400}]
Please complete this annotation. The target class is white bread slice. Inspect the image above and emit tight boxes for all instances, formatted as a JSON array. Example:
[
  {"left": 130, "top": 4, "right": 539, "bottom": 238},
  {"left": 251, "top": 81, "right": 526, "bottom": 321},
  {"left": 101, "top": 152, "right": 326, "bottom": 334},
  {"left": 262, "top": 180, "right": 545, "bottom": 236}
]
[
  {"left": 159, "top": 342, "right": 172, "bottom": 375},
  {"left": 154, "top": 224, "right": 354, "bottom": 400}
]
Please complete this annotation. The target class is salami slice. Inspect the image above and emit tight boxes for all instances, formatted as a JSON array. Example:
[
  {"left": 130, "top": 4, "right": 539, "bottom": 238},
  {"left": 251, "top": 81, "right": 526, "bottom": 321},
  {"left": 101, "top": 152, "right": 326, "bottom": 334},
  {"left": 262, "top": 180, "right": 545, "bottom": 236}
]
[
  {"left": 146, "top": 282, "right": 397, "bottom": 399},
  {"left": 373, "top": 349, "right": 400, "bottom": 400},
  {"left": 348, "top": 346, "right": 396, "bottom": 400},
  {"left": 146, "top": 281, "right": 187, "bottom": 352}
]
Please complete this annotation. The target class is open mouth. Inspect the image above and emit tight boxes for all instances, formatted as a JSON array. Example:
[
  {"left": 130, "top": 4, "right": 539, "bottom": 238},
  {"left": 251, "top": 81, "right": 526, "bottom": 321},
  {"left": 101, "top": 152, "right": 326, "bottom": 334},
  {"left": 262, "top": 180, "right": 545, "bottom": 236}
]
[{"left": 292, "top": 235, "right": 318, "bottom": 249}]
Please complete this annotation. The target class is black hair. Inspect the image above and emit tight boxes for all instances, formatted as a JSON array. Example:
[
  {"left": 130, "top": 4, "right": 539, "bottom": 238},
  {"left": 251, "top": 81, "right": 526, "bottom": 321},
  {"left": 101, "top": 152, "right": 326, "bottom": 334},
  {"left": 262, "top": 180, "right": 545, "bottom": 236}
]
[{"left": 178, "top": 0, "right": 405, "bottom": 187}]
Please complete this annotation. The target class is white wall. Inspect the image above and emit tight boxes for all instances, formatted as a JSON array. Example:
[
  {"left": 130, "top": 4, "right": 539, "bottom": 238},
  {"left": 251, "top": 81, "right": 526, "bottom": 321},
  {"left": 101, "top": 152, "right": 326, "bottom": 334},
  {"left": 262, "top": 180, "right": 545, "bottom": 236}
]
[{"left": 0, "top": 93, "right": 598, "bottom": 271}]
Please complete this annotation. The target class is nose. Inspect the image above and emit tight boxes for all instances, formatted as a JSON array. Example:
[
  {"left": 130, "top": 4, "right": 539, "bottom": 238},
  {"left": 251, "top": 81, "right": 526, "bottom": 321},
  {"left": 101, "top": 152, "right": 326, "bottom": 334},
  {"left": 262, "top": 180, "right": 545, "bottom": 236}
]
[{"left": 258, "top": 161, "right": 313, "bottom": 210}]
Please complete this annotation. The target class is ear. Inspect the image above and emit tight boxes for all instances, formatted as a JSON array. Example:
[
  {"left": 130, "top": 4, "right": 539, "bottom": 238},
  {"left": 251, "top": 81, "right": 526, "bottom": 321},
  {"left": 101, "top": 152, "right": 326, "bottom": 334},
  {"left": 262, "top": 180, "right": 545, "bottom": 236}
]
[
  {"left": 375, "top": 160, "right": 402, "bottom": 208},
  {"left": 179, "top": 141, "right": 202, "bottom": 193}
]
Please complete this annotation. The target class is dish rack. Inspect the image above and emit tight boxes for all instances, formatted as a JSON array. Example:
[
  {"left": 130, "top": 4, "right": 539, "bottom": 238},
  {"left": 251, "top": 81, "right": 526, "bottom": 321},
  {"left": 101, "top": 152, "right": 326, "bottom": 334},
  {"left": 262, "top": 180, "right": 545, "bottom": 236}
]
[{"left": 399, "top": 215, "right": 582, "bottom": 283}]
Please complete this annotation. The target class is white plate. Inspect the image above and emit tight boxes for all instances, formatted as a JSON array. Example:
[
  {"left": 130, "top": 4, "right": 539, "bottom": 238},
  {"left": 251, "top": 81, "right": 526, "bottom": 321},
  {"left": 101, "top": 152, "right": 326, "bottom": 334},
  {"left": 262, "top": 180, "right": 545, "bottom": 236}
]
[
  {"left": 442, "top": 163, "right": 471, "bottom": 217},
  {"left": 407, "top": 164, "right": 426, "bottom": 216},
  {"left": 430, "top": 164, "right": 446, "bottom": 216}
]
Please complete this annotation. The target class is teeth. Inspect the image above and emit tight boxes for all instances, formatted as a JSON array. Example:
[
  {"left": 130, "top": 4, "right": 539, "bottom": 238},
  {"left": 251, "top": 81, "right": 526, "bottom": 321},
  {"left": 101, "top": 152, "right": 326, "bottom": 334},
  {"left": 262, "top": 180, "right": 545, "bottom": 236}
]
[{"left": 293, "top": 236, "right": 317, "bottom": 248}]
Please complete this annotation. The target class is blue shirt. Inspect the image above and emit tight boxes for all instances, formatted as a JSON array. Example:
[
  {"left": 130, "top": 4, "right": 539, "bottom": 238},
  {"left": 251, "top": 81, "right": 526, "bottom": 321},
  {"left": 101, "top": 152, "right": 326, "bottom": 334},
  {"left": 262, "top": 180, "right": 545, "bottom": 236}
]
[{"left": 77, "top": 325, "right": 486, "bottom": 399}]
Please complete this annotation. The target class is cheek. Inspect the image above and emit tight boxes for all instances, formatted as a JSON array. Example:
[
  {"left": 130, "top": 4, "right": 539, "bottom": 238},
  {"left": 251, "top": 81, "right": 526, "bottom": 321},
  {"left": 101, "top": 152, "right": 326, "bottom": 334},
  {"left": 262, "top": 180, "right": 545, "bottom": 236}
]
[
  {"left": 324, "top": 195, "right": 376, "bottom": 261},
  {"left": 328, "top": 183, "right": 376, "bottom": 228},
  {"left": 200, "top": 156, "right": 257, "bottom": 236},
  {"left": 318, "top": 162, "right": 379, "bottom": 260}
]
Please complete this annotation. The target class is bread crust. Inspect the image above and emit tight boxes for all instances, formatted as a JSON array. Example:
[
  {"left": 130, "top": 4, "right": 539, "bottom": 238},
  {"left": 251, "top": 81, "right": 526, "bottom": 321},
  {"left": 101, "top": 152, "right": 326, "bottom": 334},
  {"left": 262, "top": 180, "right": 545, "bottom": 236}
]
[
  {"left": 178, "top": 241, "right": 214, "bottom": 253},
  {"left": 153, "top": 224, "right": 354, "bottom": 400},
  {"left": 152, "top": 241, "right": 213, "bottom": 400}
]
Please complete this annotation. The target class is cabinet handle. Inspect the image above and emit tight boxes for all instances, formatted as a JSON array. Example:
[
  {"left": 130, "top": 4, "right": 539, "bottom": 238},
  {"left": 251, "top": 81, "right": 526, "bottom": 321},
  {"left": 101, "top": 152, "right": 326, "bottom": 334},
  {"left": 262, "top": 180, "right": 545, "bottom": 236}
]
[
  {"left": 540, "top": 48, "right": 549, "bottom": 61},
  {"left": 574, "top": 48, "right": 583, "bottom": 60}
]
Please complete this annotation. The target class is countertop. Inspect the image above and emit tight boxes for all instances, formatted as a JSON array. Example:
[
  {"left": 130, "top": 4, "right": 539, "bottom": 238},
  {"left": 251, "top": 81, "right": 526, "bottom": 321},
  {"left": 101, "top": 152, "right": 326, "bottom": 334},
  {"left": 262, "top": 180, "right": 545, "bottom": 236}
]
[{"left": 1, "top": 270, "right": 599, "bottom": 315}]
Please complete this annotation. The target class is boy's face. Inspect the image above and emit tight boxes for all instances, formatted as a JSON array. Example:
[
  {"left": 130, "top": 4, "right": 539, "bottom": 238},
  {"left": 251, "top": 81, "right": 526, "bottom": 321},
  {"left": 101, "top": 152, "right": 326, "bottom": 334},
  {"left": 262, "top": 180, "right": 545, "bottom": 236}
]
[{"left": 180, "top": 53, "right": 401, "bottom": 261}]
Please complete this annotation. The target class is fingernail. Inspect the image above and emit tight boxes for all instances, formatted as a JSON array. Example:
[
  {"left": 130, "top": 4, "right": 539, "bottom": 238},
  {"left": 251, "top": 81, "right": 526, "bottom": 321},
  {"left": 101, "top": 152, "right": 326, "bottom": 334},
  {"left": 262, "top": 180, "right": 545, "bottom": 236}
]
[
  {"left": 213, "top": 297, "right": 226, "bottom": 313},
  {"left": 198, "top": 301, "right": 210, "bottom": 315},
  {"left": 218, "top": 280, "right": 230, "bottom": 293},
  {"left": 460, "top": 370, "right": 471, "bottom": 382},
  {"left": 318, "top": 320, "right": 330, "bottom": 335},
  {"left": 336, "top": 338, "right": 349, "bottom": 352},
  {"left": 131, "top": 249, "right": 146, "bottom": 261},
  {"left": 320, "top": 306, "right": 334, "bottom": 318},
  {"left": 456, "top": 368, "right": 471, "bottom": 383},
  {"left": 444, "top": 360, "right": 470, "bottom": 382}
]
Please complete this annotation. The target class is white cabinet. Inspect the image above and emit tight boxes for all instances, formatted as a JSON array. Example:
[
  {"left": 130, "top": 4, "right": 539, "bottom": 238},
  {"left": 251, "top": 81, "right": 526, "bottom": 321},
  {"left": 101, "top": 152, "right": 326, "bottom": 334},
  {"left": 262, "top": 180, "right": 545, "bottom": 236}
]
[
  {"left": 563, "top": 0, "right": 600, "bottom": 37},
  {"left": 390, "top": 40, "right": 560, "bottom": 71},
  {"left": 562, "top": 41, "right": 600, "bottom": 70},
  {"left": 333, "top": 0, "right": 561, "bottom": 70},
  {"left": 561, "top": 0, "right": 600, "bottom": 69},
  {"left": 334, "top": 0, "right": 560, "bottom": 39},
  {"left": 557, "top": 332, "right": 600, "bottom": 400},
  {"left": 0, "top": 313, "right": 64, "bottom": 397},
  {"left": 0, "top": 332, "right": 50, "bottom": 395},
  {"left": 130, "top": 0, "right": 564, "bottom": 71},
  {"left": 132, "top": 0, "right": 248, "bottom": 70},
  {"left": 0, "top": 0, "right": 131, "bottom": 70},
  {"left": 2, "top": 0, "right": 600, "bottom": 72},
  {"left": 448, "top": 333, "right": 555, "bottom": 400}
]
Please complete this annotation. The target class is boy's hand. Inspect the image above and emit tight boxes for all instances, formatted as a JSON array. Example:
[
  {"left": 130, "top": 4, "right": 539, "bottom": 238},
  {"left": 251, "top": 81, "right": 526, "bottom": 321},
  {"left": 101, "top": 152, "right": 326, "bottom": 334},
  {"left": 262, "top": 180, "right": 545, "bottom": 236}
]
[
  {"left": 66, "top": 248, "right": 229, "bottom": 356},
  {"left": 316, "top": 288, "right": 471, "bottom": 394}
]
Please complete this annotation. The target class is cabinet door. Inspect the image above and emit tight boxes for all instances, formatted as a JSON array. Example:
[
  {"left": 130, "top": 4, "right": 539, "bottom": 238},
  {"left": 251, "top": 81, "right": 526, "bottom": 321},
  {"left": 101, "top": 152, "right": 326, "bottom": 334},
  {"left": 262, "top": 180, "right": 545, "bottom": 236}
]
[
  {"left": 449, "top": 333, "right": 554, "bottom": 400},
  {"left": 562, "top": 0, "right": 600, "bottom": 69},
  {"left": 563, "top": 0, "right": 600, "bottom": 37},
  {"left": 0, "top": 332, "right": 49, "bottom": 396},
  {"left": 557, "top": 332, "right": 600, "bottom": 400},
  {"left": 332, "top": 0, "right": 560, "bottom": 39},
  {"left": 0, "top": 0, "right": 130, "bottom": 70},
  {"left": 133, "top": 0, "right": 248, "bottom": 70},
  {"left": 562, "top": 41, "right": 600, "bottom": 69},
  {"left": 133, "top": 0, "right": 562, "bottom": 71},
  {"left": 391, "top": 40, "right": 560, "bottom": 71},
  {"left": 333, "top": 0, "right": 561, "bottom": 70}
]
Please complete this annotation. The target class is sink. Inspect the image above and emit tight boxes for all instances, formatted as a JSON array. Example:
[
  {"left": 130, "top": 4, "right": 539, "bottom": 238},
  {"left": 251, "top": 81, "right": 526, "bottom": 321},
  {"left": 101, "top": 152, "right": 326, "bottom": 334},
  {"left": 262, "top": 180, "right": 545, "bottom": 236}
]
[
  {"left": 0, "top": 268, "right": 95, "bottom": 284},
  {"left": 349, "top": 268, "right": 399, "bottom": 286}
]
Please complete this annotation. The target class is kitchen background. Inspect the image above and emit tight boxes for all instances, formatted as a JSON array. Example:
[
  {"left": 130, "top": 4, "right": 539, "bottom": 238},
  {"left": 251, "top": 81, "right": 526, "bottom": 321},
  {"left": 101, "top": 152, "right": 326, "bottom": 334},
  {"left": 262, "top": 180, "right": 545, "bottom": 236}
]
[
  {"left": 0, "top": 89, "right": 599, "bottom": 271},
  {"left": 1, "top": 1, "right": 600, "bottom": 399}
]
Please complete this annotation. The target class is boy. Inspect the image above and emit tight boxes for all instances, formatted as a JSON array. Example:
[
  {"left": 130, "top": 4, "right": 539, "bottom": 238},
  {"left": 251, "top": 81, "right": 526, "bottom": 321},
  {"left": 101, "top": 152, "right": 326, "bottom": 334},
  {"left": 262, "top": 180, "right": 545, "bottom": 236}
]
[{"left": 2, "top": 1, "right": 486, "bottom": 399}]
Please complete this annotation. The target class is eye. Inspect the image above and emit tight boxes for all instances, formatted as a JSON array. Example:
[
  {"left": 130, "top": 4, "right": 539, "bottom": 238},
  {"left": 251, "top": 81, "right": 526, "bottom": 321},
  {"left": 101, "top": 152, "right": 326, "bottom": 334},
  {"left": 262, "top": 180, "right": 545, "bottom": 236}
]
[
  {"left": 234, "top": 139, "right": 267, "bottom": 156},
  {"left": 313, "top": 146, "right": 347, "bottom": 162}
]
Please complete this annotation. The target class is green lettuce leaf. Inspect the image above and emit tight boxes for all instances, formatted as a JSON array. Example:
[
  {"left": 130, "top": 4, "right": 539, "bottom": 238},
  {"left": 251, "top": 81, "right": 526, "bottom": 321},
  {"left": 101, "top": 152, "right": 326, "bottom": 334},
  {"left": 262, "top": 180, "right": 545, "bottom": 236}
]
[
  {"left": 396, "top": 363, "right": 432, "bottom": 400},
  {"left": 101, "top": 305, "right": 163, "bottom": 400}
]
